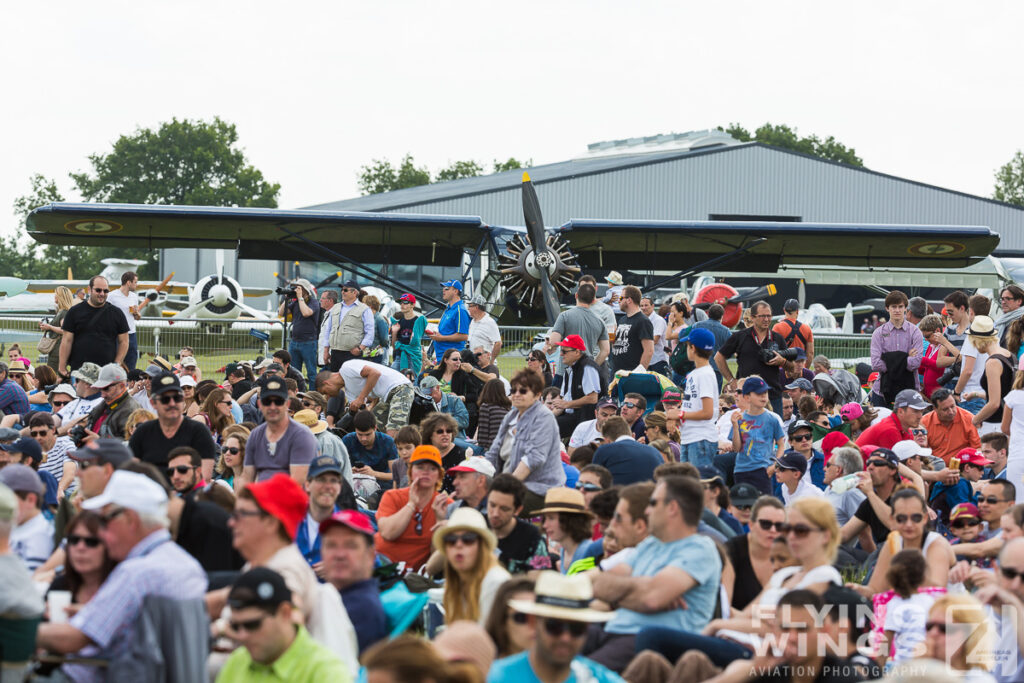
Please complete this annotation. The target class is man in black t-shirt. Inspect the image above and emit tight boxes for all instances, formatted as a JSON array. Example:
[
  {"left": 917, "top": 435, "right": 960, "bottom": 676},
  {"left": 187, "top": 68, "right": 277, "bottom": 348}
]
[
  {"left": 610, "top": 286, "right": 654, "bottom": 374},
  {"left": 57, "top": 275, "right": 129, "bottom": 376},
  {"left": 715, "top": 300, "right": 788, "bottom": 413},
  {"left": 486, "top": 474, "right": 551, "bottom": 573},
  {"left": 128, "top": 372, "right": 217, "bottom": 482},
  {"left": 839, "top": 448, "right": 900, "bottom": 548}
]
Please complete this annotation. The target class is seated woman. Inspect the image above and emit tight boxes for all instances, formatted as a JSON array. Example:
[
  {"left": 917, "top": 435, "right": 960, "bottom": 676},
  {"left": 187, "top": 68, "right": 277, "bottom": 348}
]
[
  {"left": 193, "top": 387, "right": 236, "bottom": 446},
  {"left": 46, "top": 511, "right": 116, "bottom": 613},
  {"left": 420, "top": 412, "right": 465, "bottom": 493},
  {"left": 537, "top": 487, "right": 599, "bottom": 575},
  {"left": 636, "top": 497, "right": 843, "bottom": 667},
  {"left": 434, "top": 507, "right": 510, "bottom": 625},
  {"left": 483, "top": 577, "right": 536, "bottom": 658},
  {"left": 644, "top": 411, "right": 680, "bottom": 462},
  {"left": 214, "top": 430, "right": 248, "bottom": 492},
  {"left": 923, "top": 593, "right": 996, "bottom": 682},
  {"left": 847, "top": 488, "right": 955, "bottom": 599},
  {"left": 28, "top": 365, "right": 59, "bottom": 410},
  {"left": 374, "top": 445, "right": 449, "bottom": 571},
  {"left": 722, "top": 496, "right": 786, "bottom": 612}
]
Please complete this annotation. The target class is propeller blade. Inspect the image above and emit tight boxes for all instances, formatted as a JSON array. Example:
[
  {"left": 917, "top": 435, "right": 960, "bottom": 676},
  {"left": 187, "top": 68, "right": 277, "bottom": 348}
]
[
  {"left": 316, "top": 272, "right": 342, "bottom": 290},
  {"left": 521, "top": 172, "right": 560, "bottom": 326},
  {"left": 174, "top": 297, "right": 214, "bottom": 318},
  {"left": 227, "top": 297, "right": 272, "bottom": 320},
  {"left": 216, "top": 250, "right": 225, "bottom": 284},
  {"left": 798, "top": 279, "right": 806, "bottom": 309},
  {"left": 729, "top": 284, "right": 777, "bottom": 304},
  {"left": 154, "top": 271, "right": 175, "bottom": 294}
]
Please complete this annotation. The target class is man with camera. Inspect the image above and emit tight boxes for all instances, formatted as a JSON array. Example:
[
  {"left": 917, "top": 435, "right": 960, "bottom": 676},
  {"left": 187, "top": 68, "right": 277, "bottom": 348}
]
[
  {"left": 277, "top": 278, "right": 321, "bottom": 388},
  {"left": 79, "top": 363, "right": 140, "bottom": 442},
  {"left": 715, "top": 300, "right": 790, "bottom": 414}
]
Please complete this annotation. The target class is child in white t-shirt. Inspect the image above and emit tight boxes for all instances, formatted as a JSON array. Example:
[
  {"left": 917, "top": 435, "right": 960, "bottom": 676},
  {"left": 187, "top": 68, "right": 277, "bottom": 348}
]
[
  {"left": 881, "top": 549, "right": 934, "bottom": 669},
  {"left": 667, "top": 327, "right": 719, "bottom": 469}
]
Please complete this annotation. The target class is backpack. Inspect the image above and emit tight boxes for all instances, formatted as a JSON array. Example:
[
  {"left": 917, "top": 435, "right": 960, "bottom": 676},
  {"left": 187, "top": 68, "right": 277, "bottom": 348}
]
[{"left": 670, "top": 326, "right": 696, "bottom": 376}]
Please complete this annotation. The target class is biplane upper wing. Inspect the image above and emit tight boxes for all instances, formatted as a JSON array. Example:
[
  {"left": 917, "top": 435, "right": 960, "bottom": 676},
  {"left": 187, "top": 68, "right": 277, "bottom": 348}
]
[
  {"left": 555, "top": 219, "right": 1000, "bottom": 271},
  {"left": 26, "top": 203, "right": 491, "bottom": 266}
]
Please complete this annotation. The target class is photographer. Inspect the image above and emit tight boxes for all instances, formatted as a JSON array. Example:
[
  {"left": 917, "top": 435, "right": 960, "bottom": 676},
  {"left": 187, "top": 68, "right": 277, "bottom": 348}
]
[
  {"left": 715, "top": 300, "right": 789, "bottom": 414},
  {"left": 277, "top": 278, "right": 320, "bottom": 387}
]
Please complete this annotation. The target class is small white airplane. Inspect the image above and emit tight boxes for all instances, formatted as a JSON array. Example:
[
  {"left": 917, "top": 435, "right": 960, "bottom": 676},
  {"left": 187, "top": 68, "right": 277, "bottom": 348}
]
[{"left": 0, "top": 251, "right": 273, "bottom": 320}]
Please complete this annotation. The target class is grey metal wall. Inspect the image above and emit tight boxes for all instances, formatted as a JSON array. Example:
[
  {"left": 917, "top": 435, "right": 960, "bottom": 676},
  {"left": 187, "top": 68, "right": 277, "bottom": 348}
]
[{"left": 372, "top": 145, "right": 1024, "bottom": 253}]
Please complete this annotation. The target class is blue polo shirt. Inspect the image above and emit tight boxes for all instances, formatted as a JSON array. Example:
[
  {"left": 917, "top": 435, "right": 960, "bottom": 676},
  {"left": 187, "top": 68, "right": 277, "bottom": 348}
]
[
  {"left": 342, "top": 431, "right": 398, "bottom": 473},
  {"left": 434, "top": 299, "right": 470, "bottom": 360}
]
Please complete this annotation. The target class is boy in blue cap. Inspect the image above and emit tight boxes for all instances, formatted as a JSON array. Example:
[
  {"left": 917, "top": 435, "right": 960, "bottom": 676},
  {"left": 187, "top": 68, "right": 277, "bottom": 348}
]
[
  {"left": 669, "top": 327, "right": 720, "bottom": 469},
  {"left": 730, "top": 377, "right": 785, "bottom": 495}
]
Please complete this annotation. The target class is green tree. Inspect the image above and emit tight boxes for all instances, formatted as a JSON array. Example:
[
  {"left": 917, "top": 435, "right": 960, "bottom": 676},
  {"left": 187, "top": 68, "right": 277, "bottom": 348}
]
[
  {"left": 994, "top": 150, "right": 1024, "bottom": 206},
  {"left": 436, "top": 160, "right": 484, "bottom": 182},
  {"left": 493, "top": 157, "right": 531, "bottom": 173},
  {"left": 357, "top": 154, "right": 432, "bottom": 195},
  {"left": 720, "top": 123, "right": 863, "bottom": 166},
  {"left": 71, "top": 117, "right": 280, "bottom": 206}
]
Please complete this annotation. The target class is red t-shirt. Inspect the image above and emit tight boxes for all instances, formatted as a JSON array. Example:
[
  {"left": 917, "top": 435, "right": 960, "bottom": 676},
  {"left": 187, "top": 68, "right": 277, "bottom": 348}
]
[
  {"left": 373, "top": 487, "right": 440, "bottom": 571},
  {"left": 855, "top": 413, "right": 910, "bottom": 451}
]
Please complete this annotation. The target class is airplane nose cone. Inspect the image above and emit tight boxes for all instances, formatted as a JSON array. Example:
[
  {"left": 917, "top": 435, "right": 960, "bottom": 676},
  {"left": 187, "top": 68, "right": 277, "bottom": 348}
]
[{"left": 210, "top": 283, "right": 230, "bottom": 307}]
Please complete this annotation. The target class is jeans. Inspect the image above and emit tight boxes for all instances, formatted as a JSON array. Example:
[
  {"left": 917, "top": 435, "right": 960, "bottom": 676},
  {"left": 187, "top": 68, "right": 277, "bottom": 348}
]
[
  {"left": 714, "top": 451, "right": 737, "bottom": 487},
  {"left": 289, "top": 339, "right": 318, "bottom": 387},
  {"left": 734, "top": 467, "right": 771, "bottom": 495},
  {"left": 960, "top": 397, "right": 985, "bottom": 415},
  {"left": 635, "top": 627, "right": 752, "bottom": 668},
  {"left": 125, "top": 332, "right": 138, "bottom": 369},
  {"left": 679, "top": 440, "right": 717, "bottom": 469}
]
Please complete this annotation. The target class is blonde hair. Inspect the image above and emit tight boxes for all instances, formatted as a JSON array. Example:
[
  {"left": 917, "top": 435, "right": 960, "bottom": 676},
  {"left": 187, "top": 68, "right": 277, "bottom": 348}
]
[
  {"left": 362, "top": 294, "right": 381, "bottom": 313},
  {"left": 1013, "top": 369, "right": 1024, "bottom": 392},
  {"left": 442, "top": 537, "right": 500, "bottom": 624},
  {"left": 124, "top": 409, "right": 155, "bottom": 438},
  {"left": 55, "top": 286, "right": 74, "bottom": 311},
  {"left": 930, "top": 593, "right": 993, "bottom": 671},
  {"left": 790, "top": 497, "right": 840, "bottom": 562},
  {"left": 970, "top": 334, "right": 998, "bottom": 354}
]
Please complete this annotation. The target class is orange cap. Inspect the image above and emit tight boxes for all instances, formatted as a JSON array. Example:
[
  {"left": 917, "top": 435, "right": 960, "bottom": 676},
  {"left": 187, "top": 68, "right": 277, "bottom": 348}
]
[{"left": 410, "top": 444, "right": 443, "bottom": 469}]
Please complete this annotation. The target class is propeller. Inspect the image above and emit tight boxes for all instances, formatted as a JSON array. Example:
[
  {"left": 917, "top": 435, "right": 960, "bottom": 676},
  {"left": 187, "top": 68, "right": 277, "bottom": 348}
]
[
  {"left": 496, "top": 173, "right": 580, "bottom": 324},
  {"left": 692, "top": 283, "right": 777, "bottom": 328}
]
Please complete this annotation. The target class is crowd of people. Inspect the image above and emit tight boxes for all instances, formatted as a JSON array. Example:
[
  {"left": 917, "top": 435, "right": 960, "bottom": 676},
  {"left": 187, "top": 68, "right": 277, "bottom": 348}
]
[{"left": 0, "top": 272, "right": 1023, "bottom": 682}]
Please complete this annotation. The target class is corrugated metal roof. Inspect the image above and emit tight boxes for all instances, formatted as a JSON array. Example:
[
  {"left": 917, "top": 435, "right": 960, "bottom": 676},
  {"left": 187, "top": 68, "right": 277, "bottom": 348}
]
[{"left": 306, "top": 143, "right": 1024, "bottom": 253}]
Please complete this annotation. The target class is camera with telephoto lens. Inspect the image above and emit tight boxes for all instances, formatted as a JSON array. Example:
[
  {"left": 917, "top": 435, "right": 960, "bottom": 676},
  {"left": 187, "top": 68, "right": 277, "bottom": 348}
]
[
  {"left": 69, "top": 424, "right": 89, "bottom": 448},
  {"left": 275, "top": 286, "right": 297, "bottom": 299},
  {"left": 760, "top": 343, "right": 799, "bottom": 364}
]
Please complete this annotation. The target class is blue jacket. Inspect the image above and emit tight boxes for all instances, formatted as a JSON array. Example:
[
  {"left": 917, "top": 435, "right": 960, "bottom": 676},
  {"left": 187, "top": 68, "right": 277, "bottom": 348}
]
[
  {"left": 434, "top": 392, "right": 469, "bottom": 436},
  {"left": 295, "top": 505, "right": 341, "bottom": 570}
]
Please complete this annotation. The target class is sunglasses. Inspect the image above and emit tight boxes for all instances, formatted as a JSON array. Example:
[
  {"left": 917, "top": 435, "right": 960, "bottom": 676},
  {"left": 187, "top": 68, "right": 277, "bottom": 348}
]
[
  {"left": 167, "top": 465, "right": 195, "bottom": 476},
  {"left": 261, "top": 396, "right": 285, "bottom": 406},
  {"left": 29, "top": 430, "right": 50, "bottom": 438},
  {"left": 99, "top": 507, "right": 126, "bottom": 526},
  {"left": 219, "top": 400, "right": 233, "bottom": 406},
  {"left": 979, "top": 496, "right": 1010, "bottom": 505},
  {"left": 999, "top": 566, "right": 1024, "bottom": 581},
  {"left": 230, "top": 509, "right": 265, "bottom": 521},
  {"left": 576, "top": 482, "right": 603, "bottom": 492},
  {"left": 757, "top": 519, "right": 786, "bottom": 532},
  {"left": 509, "top": 612, "right": 529, "bottom": 625},
  {"left": 734, "top": 504, "right": 752, "bottom": 512},
  {"left": 230, "top": 614, "right": 268, "bottom": 633},
  {"left": 782, "top": 523, "right": 820, "bottom": 538},
  {"left": 867, "top": 459, "right": 895, "bottom": 469},
  {"left": 413, "top": 509, "right": 423, "bottom": 536},
  {"left": 52, "top": 400, "right": 70, "bottom": 407},
  {"left": 67, "top": 534, "right": 101, "bottom": 548},
  {"left": 894, "top": 513, "right": 925, "bottom": 524},
  {"left": 622, "top": 402, "right": 638, "bottom": 409},
  {"left": 157, "top": 393, "right": 184, "bottom": 404},
  {"left": 434, "top": 428, "right": 453, "bottom": 435},
  {"left": 951, "top": 518, "right": 981, "bottom": 529},
  {"left": 790, "top": 434, "right": 812, "bottom": 442},
  {"left": 92, "top": 288, "right": 109, "bottom": 294},
  {"left": 542, "top": 618, "right": 588, "bottom": 638},
  {"left": 511, "top": 387, "right": 531, "bottom": 395},
  {"left": 444, "top": 532, "right": 480, "bottom": 547},
  {"left": 924, "top": 621, "right": 947, "bottom": 634},
  {"left": 911, "top": 428, "right": 927, "bottom": 435},
  {"left": 301, "top": 401, "right": 316, "bottom": 408},
  {"left": 221, "top": 446, "right": 240, "bottom": 455}
]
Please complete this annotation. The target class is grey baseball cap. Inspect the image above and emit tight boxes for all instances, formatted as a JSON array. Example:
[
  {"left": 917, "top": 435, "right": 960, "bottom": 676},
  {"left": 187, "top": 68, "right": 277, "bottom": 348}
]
[
  {"left": 92, "top": 363, "right": 128, "bottom": 389},
  {"left": 420, "top": 376, "right": 441, "bottom": 390}
]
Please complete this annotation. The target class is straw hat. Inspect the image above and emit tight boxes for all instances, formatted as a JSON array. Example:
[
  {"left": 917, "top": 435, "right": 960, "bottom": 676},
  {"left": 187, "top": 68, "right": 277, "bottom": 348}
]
[
  {"left": 605, "top": 271, "right": 623, "bottom": 286},
  {"left": 967, "top": 315, "right": 997, "bottom": 338},
  {"left": 7, "top": 360, "right": 26, "bottom": 375},
  {"left": 432, "top": 507, "right": 497, "bottom": 553},
  {"left": 293, "top": 409, "right": 328, "bottom": 434},
  {"left": 534, "top": 487, "right": 593, "bottom": 517},
  {"left": 509, "top": 571, "right": 613, "bottom": 623}
]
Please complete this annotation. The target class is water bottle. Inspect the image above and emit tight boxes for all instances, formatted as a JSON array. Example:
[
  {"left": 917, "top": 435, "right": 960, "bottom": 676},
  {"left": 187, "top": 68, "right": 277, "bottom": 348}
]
[{"left": 830, "top": 473, "right": 862, "bottom": 494}]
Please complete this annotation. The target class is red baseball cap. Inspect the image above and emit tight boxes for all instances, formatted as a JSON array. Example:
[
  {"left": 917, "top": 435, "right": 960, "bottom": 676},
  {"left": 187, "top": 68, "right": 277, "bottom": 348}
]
[
  {"left": 319, "top": 509, "right": 375, "bottom": 539},
  {"left": 821, "top": 431, "right": 850, "bottom": 462},
  {"left": 957, "top": 448, "right": 992, "bottom": 467},
  {"left": 556, "top": 334, "right": 586, "bottom": 352},
  {"left": 245, "top": 474, "right": 309, "bottom": 541},
  {"left": 398, "top": 293, "right": 416, "bottom": 304}
]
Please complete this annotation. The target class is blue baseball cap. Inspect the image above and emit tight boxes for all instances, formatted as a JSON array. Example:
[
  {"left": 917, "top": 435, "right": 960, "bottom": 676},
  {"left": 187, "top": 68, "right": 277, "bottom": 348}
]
[
  {"left": 680, "top": 327, "right": 715, "bottom": 351},
  {"left": 307, "top": 455, "right": 343, "bottom": 480},
  {"left": 440, "top": 279, "right": 463, "bottom": 292},
  {"left": 741, "top": 377, "right": 770, "bottom": 394},
  {"left": 775, "top": 452, "right": 808, "bottom": 475}
]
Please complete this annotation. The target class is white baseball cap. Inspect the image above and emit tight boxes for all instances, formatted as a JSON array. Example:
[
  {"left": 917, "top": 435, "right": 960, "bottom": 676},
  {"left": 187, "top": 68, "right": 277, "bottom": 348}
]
[
  {"left": 892, "top": 439, "right": 931, "bottom": 461},
  {"left": 180, "top": 356, "right": 198, "bottom": 368},
  {"left": 179, "top": 375, "right": 197, "bottom": 388},
  {"left": 82, "top": 471, "right": 169, "bottom": 517},
  {"left": 446, "top": 456, "right": 496, "bottom": 478}
]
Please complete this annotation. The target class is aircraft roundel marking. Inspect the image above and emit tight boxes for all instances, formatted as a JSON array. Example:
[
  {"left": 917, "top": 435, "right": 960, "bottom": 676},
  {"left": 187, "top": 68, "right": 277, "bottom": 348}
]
[
  {"left": 64, "top": 219, "right": 124, "bottom": 235},
  {"left": 907, "top": 241, "right": 964, "bottom": 256}
]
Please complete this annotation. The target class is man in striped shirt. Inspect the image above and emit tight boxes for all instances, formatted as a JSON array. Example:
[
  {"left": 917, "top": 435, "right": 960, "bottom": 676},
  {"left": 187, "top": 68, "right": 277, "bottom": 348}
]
[{"left": 27, "top": 413, "right": 77, "bottom": 498}]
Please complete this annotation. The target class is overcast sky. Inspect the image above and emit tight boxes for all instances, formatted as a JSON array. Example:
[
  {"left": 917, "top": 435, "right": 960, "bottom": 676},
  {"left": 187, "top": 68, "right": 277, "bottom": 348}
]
[{"left": 3, "top": 1, "right": 1023, "bottom": 242}]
